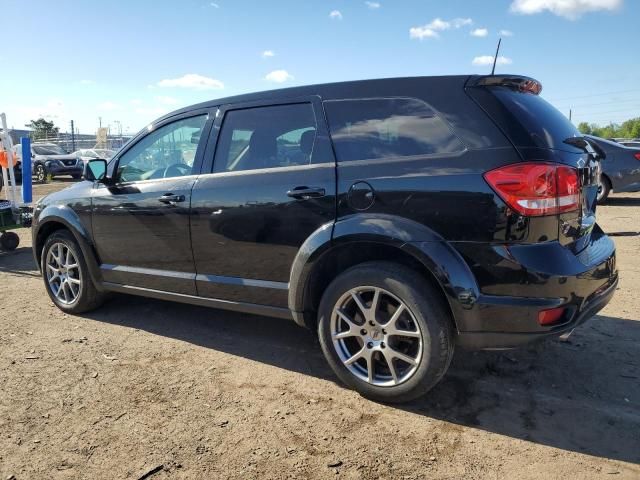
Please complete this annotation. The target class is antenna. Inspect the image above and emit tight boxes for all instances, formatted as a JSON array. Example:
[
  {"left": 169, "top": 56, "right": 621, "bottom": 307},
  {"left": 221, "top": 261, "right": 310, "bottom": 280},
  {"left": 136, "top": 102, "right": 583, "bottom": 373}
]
[{"left": 491, "top": 37, "right": 502, "bottom": 75}]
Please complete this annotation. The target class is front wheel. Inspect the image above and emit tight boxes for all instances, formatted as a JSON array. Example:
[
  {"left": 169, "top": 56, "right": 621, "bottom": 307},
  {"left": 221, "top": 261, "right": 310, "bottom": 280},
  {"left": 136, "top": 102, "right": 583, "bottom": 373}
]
[
  {"left": 34, "top": 164, "right": 46, "bottom": 183},
  {"left": 41, "top": 230, "right": 107, "bottom": 313},
  {"left": 317, "top": 262, "right": 454, "bottom": 403}
]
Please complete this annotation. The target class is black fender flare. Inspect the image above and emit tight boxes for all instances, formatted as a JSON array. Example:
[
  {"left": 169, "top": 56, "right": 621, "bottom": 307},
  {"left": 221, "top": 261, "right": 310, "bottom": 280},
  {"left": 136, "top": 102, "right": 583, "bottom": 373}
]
[
  {"left": 34, "top": 206, "right": 104, "bottom": 290},
  {"left": 288, "top": 213, "right": 479, "bottom": 329}
]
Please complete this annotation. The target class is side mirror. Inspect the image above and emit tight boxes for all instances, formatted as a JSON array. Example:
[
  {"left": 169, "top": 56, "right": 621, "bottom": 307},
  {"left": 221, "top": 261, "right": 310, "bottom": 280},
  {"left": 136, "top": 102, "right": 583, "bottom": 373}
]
[{"left": 84, "top": 158, "right": 107, "bottom": 182}]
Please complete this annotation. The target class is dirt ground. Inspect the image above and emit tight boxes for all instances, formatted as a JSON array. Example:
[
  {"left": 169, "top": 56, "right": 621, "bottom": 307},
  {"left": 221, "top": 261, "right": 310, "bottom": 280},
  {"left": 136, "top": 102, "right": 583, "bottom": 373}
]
[{"left": 1, "top": 180, "right": 638, "bottom": 480}]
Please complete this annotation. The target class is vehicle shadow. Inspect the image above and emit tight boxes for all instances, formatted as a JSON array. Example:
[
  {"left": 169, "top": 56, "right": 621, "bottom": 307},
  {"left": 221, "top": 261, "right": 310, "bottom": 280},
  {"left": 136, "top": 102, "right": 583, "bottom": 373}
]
[
  {"left": 605, "top": 196, "right": 640, "bottom": 207},
  {"left": 83, "top": 295, "right": 640, "bottom": 465},
  {"left": 0, "top": 246, "right": 40, "bottom": 277}
]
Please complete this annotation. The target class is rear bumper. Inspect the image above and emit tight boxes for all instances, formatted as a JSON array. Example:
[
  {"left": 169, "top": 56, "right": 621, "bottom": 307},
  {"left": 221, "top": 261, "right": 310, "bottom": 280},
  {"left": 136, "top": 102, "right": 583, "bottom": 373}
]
[
  {"left": 456, "top": 273, "right": 617, "bottom": 349},
  {"left": 450, "top": 229, "right": 618, "bottom": 350}
]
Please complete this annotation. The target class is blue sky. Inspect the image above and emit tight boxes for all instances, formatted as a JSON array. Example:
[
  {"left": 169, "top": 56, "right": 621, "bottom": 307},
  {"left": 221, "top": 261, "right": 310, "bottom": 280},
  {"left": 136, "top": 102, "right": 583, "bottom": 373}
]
[{"left": 1, "top": 0, "right": 638, "bottom": 135}]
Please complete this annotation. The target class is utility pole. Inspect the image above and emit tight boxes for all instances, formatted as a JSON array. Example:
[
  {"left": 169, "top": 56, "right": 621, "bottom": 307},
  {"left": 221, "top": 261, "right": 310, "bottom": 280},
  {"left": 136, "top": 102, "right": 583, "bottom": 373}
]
[
  {"left": 99, "top": 117, "right": 102, "bottom": 128},
  {"left": 70, "top": 120, "right": 76, "bottom": 152},
  {"left": 569, "top": 109, "right": 572, "bottom": 121}
]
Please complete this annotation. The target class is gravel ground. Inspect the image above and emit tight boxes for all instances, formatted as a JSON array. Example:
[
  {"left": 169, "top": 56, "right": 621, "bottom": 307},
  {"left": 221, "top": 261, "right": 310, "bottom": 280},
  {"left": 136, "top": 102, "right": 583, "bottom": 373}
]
[{"left": 1, "top": 180, "right": 638, "bottom": 479}]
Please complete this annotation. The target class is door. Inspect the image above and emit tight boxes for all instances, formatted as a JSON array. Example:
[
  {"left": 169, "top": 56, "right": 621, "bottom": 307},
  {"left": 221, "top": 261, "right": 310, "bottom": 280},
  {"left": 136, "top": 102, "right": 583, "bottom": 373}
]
[
  {"left": 91, "top": 112, "right": 212, "bottom": 294},
  {"left": 190, "top": 98, "right": 336, "bottom": 307}
]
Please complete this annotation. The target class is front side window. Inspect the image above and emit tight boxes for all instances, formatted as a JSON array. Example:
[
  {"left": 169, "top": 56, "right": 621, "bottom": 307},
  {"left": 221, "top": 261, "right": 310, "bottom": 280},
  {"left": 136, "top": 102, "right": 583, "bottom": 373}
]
[
  {"left": 323, "top": 98, "right": 464, "bottom": 162},
  {"left": 117, "top": 115, "right": 207, "bottom": 182},
  {"left": 214, "top": 103, "right": 317, "bottom": 172}
]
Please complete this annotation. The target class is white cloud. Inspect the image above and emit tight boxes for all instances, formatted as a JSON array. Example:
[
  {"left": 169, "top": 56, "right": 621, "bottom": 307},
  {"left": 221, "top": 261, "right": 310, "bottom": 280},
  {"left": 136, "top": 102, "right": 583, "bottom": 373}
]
[
  {"left": 470, "top": 28, "right": 489, "bottom": 37},
  {"left": 209, "top": 2, "right": 219, "bottom": 7},
  {"left": 135, "top": 106, "right": 168, "bottom": 117},
  {"left": 265, "top": 70, "right": 293, "bottom": 83},
  {"left": 98, "top": 101, "right": 122, "bottom": 111},
  {"left": 262, "top": 50, "right": 275, "bottom": 58},
  {"left": 329, "top": 10, "right": 343, "bottom": 20},
  {"left": 79, "top": 79, "right": 94, "bottom": 85},
  {"left": 130, "top": 99, "right": 143, "bottom": 106},
  {"left": 365, "top": 1, "right": 381, "bottom": 8},
  {"left": 499, "top": 29, "right": 514, "bottom": 36},
  {"left": 410, "top": 17, "right": 473, "bottom": 39},
  {"left": 155, "top": 96, "right": 179, "bottom": 106},
  {"left": 157, "top": 73, "right": 224, "bottom": 90},
  {"left": 510, "top": 0, "right": 622, "bottom": 19},
  {"left": 472, "top": 55, "right": 513, "bottom": 66}
]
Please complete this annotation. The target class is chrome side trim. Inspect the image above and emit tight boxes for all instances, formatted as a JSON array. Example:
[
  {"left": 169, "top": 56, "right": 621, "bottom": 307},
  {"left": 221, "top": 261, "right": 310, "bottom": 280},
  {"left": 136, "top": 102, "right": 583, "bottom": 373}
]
[
  {"left": 100, "top": 264, "right": 195, "bottom": 280},
  {"left": 196, "top": 274, "right": 289, "bottom": 290}
]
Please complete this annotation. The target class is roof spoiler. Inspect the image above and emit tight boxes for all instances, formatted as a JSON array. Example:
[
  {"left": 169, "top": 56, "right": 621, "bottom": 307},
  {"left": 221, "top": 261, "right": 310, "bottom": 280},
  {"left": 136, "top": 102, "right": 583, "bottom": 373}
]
[{"left": 467, "top": 75, "right": 543, "bottom": 95}]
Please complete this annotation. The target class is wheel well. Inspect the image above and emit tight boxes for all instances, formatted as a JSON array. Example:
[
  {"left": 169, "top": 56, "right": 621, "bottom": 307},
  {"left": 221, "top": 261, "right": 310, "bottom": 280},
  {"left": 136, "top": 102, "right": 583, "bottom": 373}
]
[
  {"left": 35, "top": 221, "right": 69, "bottom": 267},
  {"left": 301, "top": 242, "right": 453, "bottom": 329}
]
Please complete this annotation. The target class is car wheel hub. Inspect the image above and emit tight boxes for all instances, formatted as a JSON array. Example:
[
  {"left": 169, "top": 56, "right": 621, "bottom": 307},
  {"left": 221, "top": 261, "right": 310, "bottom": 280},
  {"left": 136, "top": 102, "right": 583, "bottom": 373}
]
[
  {"left": 46, "top": 242, "right": 81, "bottom": 305},
  {"left": 331, "top": 286, "right": 423, "bottom": 387}
]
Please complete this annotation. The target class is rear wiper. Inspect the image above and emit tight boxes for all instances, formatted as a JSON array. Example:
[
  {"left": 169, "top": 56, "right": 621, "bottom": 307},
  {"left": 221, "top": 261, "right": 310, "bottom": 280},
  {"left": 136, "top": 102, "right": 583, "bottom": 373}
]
[{"left": 563, "top": 136, "right": 606, "bottom": 160}]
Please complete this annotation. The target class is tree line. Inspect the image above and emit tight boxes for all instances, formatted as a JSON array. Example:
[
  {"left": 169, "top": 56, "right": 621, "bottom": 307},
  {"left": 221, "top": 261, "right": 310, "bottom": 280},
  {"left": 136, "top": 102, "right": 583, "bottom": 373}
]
[{"left": 577, "top": 117, "right": 640, "bottom": 139}]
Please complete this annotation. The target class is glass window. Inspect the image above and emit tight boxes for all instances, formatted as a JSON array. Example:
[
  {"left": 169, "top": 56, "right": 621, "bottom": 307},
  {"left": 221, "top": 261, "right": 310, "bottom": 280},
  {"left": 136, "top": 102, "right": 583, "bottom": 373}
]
[
  {"left": 117, "top": 115, "right": 207, "bottom": 182},
  {"left": 214, "top": 103, "right": 317, "bottom": 172},
  {"left": 323, "top": 98, "right": 464, "bottom": 162}
]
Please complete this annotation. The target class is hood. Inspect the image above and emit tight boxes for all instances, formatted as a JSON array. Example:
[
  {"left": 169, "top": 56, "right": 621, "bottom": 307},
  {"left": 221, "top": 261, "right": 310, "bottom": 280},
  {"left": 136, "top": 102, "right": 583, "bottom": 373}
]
[{"left": 38, "top": 180, "right": 93, "bottom": 207}]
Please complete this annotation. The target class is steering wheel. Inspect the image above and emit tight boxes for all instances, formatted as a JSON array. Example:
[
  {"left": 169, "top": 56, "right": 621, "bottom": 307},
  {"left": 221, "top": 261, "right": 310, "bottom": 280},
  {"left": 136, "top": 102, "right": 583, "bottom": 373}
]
[{"left": 163, "top": 163, "right": 191, "bottom": 178}]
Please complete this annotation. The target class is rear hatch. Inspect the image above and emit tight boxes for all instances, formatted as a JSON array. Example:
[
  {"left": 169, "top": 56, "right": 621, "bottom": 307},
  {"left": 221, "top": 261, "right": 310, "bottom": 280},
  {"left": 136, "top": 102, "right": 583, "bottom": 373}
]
[{"left": 465, "top": 75, "right": 602, "bottom": 252}]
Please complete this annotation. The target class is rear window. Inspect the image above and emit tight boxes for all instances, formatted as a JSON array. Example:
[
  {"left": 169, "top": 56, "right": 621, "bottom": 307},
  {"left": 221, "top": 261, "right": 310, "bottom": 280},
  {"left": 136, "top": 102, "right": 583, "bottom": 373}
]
[
  {"left": 470, "top": 87, "right": 582, "bottom": 153},
  {"left": 323, "top": 98, "right": 464, "bottom": 162}
]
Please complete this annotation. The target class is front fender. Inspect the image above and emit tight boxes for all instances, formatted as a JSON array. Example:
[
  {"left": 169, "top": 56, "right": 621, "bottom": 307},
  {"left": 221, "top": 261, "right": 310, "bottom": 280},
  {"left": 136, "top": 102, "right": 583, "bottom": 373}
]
[
  {"left": 33, "top": 205, "right": 104, "bottom": 289},
  {"left": 288, "top": 214, "right": 480, "bottom": 329}
]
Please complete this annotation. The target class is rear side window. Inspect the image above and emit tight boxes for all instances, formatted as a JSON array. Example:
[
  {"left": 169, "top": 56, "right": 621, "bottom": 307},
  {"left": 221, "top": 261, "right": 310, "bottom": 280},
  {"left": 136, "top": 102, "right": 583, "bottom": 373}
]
[
  {"left": 469, "top": 87, "right": 582, "bottom": 154},
  {"left": 323, "top": 98, "right": 464, "bottom": 162},
  {"left": 214, "top": 103, "right": 317, "bottom": 172}
]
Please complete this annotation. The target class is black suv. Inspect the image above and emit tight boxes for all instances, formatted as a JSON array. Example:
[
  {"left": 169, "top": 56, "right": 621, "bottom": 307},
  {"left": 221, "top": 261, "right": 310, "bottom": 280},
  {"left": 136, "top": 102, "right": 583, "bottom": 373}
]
[{"left": 32, "top": 75, "right": 618, "bottom": 402}]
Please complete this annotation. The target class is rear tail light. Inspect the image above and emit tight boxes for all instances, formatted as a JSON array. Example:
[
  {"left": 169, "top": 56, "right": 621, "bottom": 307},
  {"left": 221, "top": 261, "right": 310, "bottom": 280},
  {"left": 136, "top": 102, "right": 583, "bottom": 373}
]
[
  {"left": 634, "top": 152, "right": 640, "bottom": 161},
  {"left": 538, "top": 307, "right": 566, "bottom": 326},
  {"left": 484, "top": 163, "right": 580, "bottom": 216}
]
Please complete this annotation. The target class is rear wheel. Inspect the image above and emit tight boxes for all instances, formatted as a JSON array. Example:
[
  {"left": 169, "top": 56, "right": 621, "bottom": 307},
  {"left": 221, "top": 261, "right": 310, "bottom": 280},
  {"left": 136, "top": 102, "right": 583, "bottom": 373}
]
[
  {"left": 41, "top": 230, "right": 107, "bottom": 313},
  {"left": 597, "top": 175, "right": 611, "bottom": 204},
  {"left": 72, "top": 174, "right": 82, "bottom": 180},
  {"left": 317, "top": 262, "right": 454, "bottom": 403}
]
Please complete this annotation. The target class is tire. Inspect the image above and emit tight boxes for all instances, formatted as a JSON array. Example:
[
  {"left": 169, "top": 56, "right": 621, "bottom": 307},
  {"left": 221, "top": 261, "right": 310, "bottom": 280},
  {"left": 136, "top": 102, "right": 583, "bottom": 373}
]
[
  {"left": 317, "top": 261, "right": 454, "bottom": 403},
  {"left": 41, "top": 230, "right": 107, "bottom": 313},
  {"left": 35, "top": 164, "right": 46, "bottom": 184},
  {"left": 597, "top": 175, "right": 611, "bottom": 204},
  {"left": 0, "top": 231, "right": 20, "bottom": 251},
  {"left": 72, "top": 174, "right": 82, "bottom": 180}
]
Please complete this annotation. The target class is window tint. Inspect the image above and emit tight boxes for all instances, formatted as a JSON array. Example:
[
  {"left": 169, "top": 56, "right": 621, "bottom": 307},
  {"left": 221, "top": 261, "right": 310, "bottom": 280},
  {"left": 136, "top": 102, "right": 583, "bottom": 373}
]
[
  {"left": 323, "top": 98, "right": 464, "bottom": 162},
  {"left": 117, "top": 115, "right": 207, "bottom": 182},
  {"left": 214, "top": 103, "right": 317, "bottom": 172}
]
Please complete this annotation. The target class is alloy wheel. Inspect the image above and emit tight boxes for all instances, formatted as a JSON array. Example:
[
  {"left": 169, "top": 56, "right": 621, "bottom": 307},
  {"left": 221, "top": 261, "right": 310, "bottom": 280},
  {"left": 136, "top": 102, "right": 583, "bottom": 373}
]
[
  {"left": 330, "top": 286, "right": 423, "bottom": 387},
  {"left": 46, "top": 242, "right": 81, "bottom": 305},
  {"left": 36, "top": 165, "right": 45, "bottom": 183}
]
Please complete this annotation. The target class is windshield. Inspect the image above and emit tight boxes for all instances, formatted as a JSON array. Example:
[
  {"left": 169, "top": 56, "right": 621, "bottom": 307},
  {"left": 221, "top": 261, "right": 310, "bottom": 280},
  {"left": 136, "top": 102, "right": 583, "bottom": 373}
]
[{"left": 33, "top": 145, "right": 67, "bottom": 155}]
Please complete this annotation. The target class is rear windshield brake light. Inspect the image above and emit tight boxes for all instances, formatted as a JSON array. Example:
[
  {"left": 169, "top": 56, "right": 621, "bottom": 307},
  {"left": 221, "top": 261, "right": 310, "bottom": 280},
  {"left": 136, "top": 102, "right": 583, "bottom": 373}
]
[{"left": 484, "top": 163, "right": 579, "bottom": 217}]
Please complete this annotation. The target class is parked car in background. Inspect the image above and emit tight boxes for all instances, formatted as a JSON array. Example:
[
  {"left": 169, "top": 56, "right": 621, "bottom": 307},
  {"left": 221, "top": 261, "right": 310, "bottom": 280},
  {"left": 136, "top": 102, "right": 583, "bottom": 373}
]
[
  {"left": 32, "top": 74, "right": 618, "bottom": 402},
  {"left": 74, "top": 148, "right": 115, "bottom": 165},
  {"left": 13, "top": 143, "right": 84, "bottom": 182},
  {"left": 585, "top": 135, "right": 640, "bottom": 203}
]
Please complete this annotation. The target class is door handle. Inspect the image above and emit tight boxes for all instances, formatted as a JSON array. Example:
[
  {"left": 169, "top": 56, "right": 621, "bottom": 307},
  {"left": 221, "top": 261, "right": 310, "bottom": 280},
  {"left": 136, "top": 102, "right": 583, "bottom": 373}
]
[
  {"left": 286, "top": 186, "right": 326, "bottom": 200},
  {"left": 158, "top": 193, "right": 185, "bottom": 205}
]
